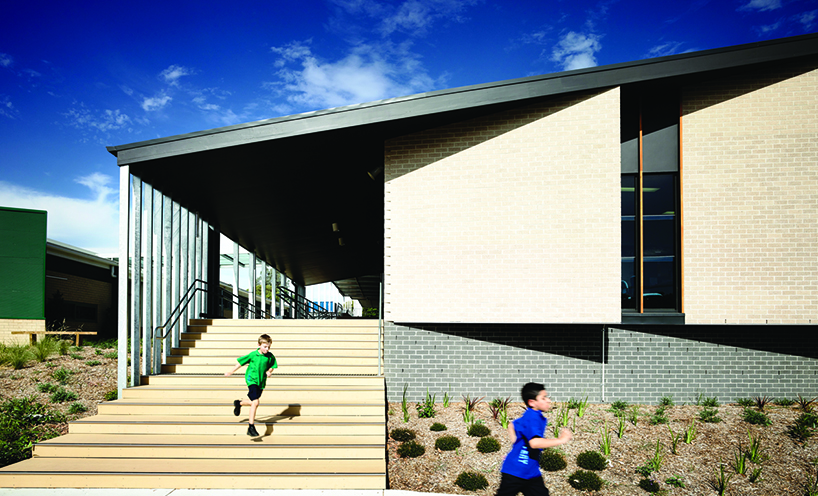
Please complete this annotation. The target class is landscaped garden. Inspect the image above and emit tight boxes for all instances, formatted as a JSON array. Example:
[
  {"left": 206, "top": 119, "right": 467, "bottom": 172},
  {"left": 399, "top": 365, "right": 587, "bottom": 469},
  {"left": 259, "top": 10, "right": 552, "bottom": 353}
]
[{"left": 388, "top": 389, "right": 818, "bottom": 495}]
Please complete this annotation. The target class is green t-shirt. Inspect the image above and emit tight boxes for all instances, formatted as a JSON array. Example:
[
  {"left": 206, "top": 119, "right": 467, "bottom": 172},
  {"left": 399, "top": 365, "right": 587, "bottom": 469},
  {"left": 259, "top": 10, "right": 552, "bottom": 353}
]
[{"left": 237, "top": 349, "right": 277, "bottom": 389}]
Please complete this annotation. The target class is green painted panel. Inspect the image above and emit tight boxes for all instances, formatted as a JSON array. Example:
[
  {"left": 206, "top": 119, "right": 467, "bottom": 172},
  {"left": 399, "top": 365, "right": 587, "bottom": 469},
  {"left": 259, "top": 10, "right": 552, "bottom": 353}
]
[{"left": 0, "top": 207, "right": 46, "bottom": 319}]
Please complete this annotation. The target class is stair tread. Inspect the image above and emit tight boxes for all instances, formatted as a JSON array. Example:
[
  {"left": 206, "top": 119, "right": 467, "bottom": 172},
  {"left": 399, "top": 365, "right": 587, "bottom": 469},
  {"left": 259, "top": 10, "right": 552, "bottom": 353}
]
[
  {"left": 1, "top": 457, "right": 385, "bottom": 474},
  {"left": 40, "top": 433, "right": 385, "bottom": 446},
  {"left": 73, "top": 414, "right": 384, "bottom": 424}
]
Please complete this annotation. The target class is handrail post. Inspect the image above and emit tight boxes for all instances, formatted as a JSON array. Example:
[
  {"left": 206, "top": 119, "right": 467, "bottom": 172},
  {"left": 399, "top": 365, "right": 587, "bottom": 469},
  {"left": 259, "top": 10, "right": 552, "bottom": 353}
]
[{"left": 378, "top": 276, "right": 383, "bottom": 376}]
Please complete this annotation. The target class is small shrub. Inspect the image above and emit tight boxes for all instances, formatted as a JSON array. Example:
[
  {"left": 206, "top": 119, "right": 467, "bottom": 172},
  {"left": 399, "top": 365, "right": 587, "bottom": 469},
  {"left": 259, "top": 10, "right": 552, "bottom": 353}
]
[
  {"left": 743, "top": 408, "right": 772, "bottom": 426},
  {"left": 397, "top": 440, "right": 425, "bottom": 458},
  {"left": 539, "top": 448, "right": 567, "bottom": 471},
  {"left": 430, "top": 422, "right": 447, "bottom": 431},
  {"left": 476, "top": 436, "right": 501, "bottom": 453},
  {"left": 787, "top": 412, "right": 818, "bottom": 443},
  {"left": 702, "top": 396, "right": 720, "bottom": 407},
  {"left": 51, "top": 367, "right": 72, "bottom": 384},
  {"left": 435, "top": 435, "right": 461, "bottom": 451},
  {"left": 30, "top": 337, "right": 58, "bottom": 362},
  {"left": 390, "top": 428, "right": 416, "bottom": 442},
  {"left": 467, "top": 422, "right": 491, "bottom": 437},
  {"left": 416, "top": 390, "right": 436, "bottom": 418},
  {"left": 568, "top": 470, "right": 603, "bottom": 492},
  {"left": 455, "top": 471, "right": 488, "bottom": 491},
  {"left": 650, "top": 406, "right": 669, "bottom": 425},
  {"left": 86, "top": 360, "right": 102, "bottom": 367},
  {"left": 736, "top": 397, "right": 754, "bottom": 408},
  {"left": 610, "top": 400, "right": 629, "bottom": 412},
  {"left": 95, "top": 349, "right": 104, "bottom": 356},
  {"left": 103, "top": 352, "right": 117, "bottom": 359},
  {"left": 774, "top": 397, "right": 794, "bottom": 407},
  {"left": 0, "top": 397, "right": 65, "bottom": 466},
  {"left": 665, "top": 475, "right": 686, "bottom": 488},
  {"left": 69, "top": 353, "right": 82, "bottom": 360},
  {"left": 659, "top": 395, "right": 674, "bottom": 407},
  {"left": 103, "top": 390, "right": 118, "bottom": 401},
  {"left": 638, "top": 478, "right": 662, "bottom": 493},
  {"left": 699, "top": 407, "right": 722, "bottom": 423},
  {"left": 68, "top": 402, "right": 87, "bottom": 414},
  {"left": 4, "top": 345, "right": 32, "bottom": 370},
  {"left": 576, "top": 450, "right": 608, "bottom": 471},
  {"left": 37, "top": 382, "right": 58, "bottom": 393},
  {"left": 50, "top": 387, "right": 78, "bottom": 403}
]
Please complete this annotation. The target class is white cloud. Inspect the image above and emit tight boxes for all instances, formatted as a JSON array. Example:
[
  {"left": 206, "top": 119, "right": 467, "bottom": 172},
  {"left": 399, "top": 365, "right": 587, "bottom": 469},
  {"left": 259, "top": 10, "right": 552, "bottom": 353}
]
[
  {"left": 644, "top": 42, "right": 696, "bottom": 58},
  {"left": 0, "top": 95, "right": 16, "bottom": 119},
  {"left": 551, "top": 31, "right": 602, "bottom": 71},
  {"left": 141, "top": 94, "right": 172, "bottom": 111},
  {"left": 797, "top": 10, "right": 817, "bottom": 29},
  {"left": 756, "top": 20, "right": 783, "bottom": 33},
  {"left": 268, "top": 41, "right": 439, "bottom": 110},
  {"left": 739, "top": 0, "right": 781, "bottom": 11},
  {"left": 0, "top": 176, "right": 119, "bottom": 255},
  {"left": 0, "top": 53, "right": 12, "bottom": 67},
  {"left": 66, "top": 105, "right": 132, "bottom": 133},
  {"left": 160, "top": 64, "right": 193, "bottom": 86}
]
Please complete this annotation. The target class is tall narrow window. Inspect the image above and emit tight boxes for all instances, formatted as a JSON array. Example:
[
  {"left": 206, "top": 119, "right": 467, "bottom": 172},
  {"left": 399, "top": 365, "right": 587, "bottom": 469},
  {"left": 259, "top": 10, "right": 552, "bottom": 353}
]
[{"left": 621, "top": 87, "right": 682, "bottom": 315}]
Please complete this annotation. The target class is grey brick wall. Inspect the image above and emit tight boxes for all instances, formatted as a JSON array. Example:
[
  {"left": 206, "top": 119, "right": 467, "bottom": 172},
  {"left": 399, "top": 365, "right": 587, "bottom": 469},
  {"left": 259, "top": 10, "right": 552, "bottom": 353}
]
[{"left": 385, "top": 322, "right": 818, "bottom": 404}]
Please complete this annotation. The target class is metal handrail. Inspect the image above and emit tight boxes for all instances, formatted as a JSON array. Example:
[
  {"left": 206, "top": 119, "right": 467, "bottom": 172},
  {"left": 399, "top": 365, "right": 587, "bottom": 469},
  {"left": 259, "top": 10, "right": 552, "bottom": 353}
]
[
  {"left": 276, "top": 287, "right": 343, "bottom": 319},
  {"left": 218, "top": 287, "right": 275, "bottom": 320},
  {"left": 154, "top": 279, "right": 209, "bottom": 340}
]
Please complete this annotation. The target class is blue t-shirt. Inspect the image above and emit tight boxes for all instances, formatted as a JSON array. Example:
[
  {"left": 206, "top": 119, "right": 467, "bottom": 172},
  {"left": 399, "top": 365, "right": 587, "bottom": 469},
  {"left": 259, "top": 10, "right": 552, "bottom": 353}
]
[{"left": 500, "top": 407, "right": 547, "bottom": 479}]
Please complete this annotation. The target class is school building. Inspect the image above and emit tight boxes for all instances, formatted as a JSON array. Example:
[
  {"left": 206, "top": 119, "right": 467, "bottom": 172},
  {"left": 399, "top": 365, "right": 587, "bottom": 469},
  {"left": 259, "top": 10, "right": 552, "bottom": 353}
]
[{"left": 109, "top": 33, "right": 818, "bottom": 403}]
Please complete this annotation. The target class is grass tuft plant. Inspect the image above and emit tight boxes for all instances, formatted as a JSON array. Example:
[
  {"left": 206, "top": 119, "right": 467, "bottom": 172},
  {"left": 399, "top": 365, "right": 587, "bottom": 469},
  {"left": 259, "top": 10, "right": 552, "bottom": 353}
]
[
  {"left": 3, "top": 345, "right": 32, "bottom": 370},
  {"left": 707, "top": 463, "right": 732, "bottom": 496},
  {"left": 797, "top": 394, "right": 816, "bottom": 412},
  {"left": 397, "top": 440, "right": 424, "bottom": 458},
  {"left": 743, "top": 407, "right": 771, "bottom": 426},
  {"left": 401, "top": 384, "right": 410, "bottom": 423},
  {"left": 699, "top": 407, "right": 722, "bottom": 423},
  {"left": 435, "top": 435, "right": 461, "bottom": 451},
  {"left": 650, "top": 405, "right": 669, "bottom": 425},
  {"left": 68, "top": 402, "right": 87, "bottom": 414},
  {"left": 747, "top": 430, "right": 768, "bottom": 464},
  {"left": 665, "top": 475, "right": 685, "bottom": 488},
  {"left": 753, "top": 395, "right": 771, "bottom": 411},
  {"left": 476, "top": 436, "right": 501, "bottom": 453},
  {"left": 684, "top": 420, "right": 697, "bottom": 444},
  {"left": 659, "top": 394, "right": 674, "bottom": 407},
  {"left": 461, "top": 394, "right": 484, "bottom": 424},
  {"left": 668, "top": 424, "right": 682, "bottom": 454},
  {"left": 30, "top": 337, "right": 58, "bottom": 363},
  {"left": 49, "top": 387, "right": 78, "bottom": 403},
  {"left": 539, "top": 448, "right": 567, "bottom": 471},
  {"left": 455, "top": 471, "right": 488, "bottom": 491},
  {"left": 51, "top": 367, "right": 72, "bottom": 384},
  {"left": 568, "top": 470, "right": 603, "bottom": 492},
  {"left": 732, "top": 445, "right": 748, "bottom": 475},
  {"left": 576, "top": 450, "right": 607, "bottom": 471},
  {"left": 390, "top": 428, "right": 416, "bottom": 442},
  {"left": 599, "top": 421, "right": 612, "bottom": 456}
]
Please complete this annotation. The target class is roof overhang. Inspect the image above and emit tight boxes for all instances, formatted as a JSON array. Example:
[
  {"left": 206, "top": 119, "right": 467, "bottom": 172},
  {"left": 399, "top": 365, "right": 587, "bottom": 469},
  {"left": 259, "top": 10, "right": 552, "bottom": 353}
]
[{"left": 107, "top": 33, "right": 818, "bottom": 304}]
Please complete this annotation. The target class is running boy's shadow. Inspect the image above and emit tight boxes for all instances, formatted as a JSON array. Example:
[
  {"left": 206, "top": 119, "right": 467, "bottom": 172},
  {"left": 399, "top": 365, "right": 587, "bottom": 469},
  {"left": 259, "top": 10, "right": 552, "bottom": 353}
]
[{"left": 256, "top": 404, "right": 301, "bottom": 437}]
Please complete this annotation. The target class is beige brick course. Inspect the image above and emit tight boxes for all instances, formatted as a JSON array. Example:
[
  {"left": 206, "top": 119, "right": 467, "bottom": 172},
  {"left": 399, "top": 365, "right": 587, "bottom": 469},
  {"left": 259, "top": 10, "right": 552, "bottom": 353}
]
[
  {"left": 682, "top": 60, "right": 818, "bottom": 324},
  {"left": 0, "top": 319, "right": 44, "bottom": 345},
  {"left": 385, "top": 88, "right": 621, "bottom": 323}
]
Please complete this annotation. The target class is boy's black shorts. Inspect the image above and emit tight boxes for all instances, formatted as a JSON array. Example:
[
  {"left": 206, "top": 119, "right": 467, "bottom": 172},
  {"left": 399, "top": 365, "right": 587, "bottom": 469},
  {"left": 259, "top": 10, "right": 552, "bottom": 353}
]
[
  {"left": 247, "top": 385, "right": 263, "bottom": 401},
  {"left": 495, "top": 473, "right": 550, "bottom": 496}
]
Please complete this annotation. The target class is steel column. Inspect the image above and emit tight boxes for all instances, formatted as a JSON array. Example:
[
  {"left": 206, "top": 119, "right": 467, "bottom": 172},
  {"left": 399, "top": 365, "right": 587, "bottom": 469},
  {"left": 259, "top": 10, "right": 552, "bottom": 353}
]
[
  {"left": 171, "top": 202, "right": 181, "bottom": 348},
  {"left": 129, "top": 176, "right": 142, "bottom": 387},
  {"left": 143, "top": 183, "right": 153, "bottom": 376},
  {"left": 117, "top": 167, "right": 130, "bottom": 397}
]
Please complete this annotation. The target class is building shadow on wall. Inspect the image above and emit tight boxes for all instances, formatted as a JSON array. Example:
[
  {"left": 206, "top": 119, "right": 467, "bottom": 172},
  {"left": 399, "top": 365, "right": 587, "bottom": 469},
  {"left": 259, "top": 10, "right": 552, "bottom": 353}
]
[
  {"left": 385, "top": 90, "right": 600, "bottom": 182},
  {"left": 405, "top": 323, "right": 607, "bottom": 364}
]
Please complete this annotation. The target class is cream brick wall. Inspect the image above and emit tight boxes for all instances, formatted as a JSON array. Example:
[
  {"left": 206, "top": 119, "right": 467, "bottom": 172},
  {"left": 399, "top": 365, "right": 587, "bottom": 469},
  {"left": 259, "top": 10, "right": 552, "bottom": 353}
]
[
  {"left": 683, "top": 60, "right": 818, "bottom": 324},
  {"left": 385, "top": 88, "right": 621, "bottom": 323},
  {"left": 0, "top": 319, "right": 44, "bottom": 345}
]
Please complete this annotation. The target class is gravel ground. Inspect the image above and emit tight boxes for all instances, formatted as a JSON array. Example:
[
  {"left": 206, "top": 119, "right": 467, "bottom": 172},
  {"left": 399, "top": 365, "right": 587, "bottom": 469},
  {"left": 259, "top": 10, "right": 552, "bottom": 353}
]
[
  {"left": 2, "top": 349, "right": 817, "bottom": 495},
  {"left": 387, "top": 399, "right": 818, "bottom": 495}
]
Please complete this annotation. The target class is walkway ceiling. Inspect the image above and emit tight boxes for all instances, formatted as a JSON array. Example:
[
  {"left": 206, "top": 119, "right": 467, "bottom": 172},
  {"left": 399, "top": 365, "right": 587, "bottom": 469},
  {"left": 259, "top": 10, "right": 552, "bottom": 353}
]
[{"left": 108, "top": 34, "right": 818, "bottom": 305}]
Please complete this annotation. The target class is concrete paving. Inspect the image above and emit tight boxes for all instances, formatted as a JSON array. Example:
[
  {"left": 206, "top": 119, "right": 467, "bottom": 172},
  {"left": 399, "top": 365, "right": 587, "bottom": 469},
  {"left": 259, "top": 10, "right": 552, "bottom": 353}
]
[{"left": 0, "top": 490, "right": 450, "bottom": 496}]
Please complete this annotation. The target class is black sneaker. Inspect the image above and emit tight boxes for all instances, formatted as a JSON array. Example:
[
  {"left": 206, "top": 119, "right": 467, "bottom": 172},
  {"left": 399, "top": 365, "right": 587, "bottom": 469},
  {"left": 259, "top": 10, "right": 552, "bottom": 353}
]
[
  {"left": 233, "top": 400, "right": 241, "bottom": 416},
  {"left": 247, "top": 424, "right": 259, "bottom": 437}
]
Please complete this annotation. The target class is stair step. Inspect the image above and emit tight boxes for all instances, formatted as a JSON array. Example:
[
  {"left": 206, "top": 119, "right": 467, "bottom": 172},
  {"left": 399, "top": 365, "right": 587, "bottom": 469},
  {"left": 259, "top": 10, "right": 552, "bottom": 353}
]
[
  {"left": 174, "top": 346, "right": 378, "bottom": 355},
  {"left": 166, "top": 355, "right": 379, "bottom": 365},
  {"left": 161, "top": 363, "right": 380, "bottom": 374},
  {"left": 98, "top": 400, "right": 383, "bottom": 416},
  {"left": 0, "top": 457, "right": 385, "bottom": 489},
  {"left": 70, "top": 414, "right": 384, "bottom": 435},
  {"left": 140, "top": 374, "right": 384, "bottom": 387},
  {"left": 122, "top": 386, "right": 383, "bottom": 401},
  {"left": 35, "top": 434, "right": 385, "bottom": 459},
  {"left": 178, "top": 340, "right": 378, "bottom": 349}
]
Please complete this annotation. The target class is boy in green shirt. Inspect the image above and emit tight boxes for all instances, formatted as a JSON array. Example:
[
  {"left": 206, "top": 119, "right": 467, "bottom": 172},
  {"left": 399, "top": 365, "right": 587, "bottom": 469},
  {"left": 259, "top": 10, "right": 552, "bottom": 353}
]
[{"left": 225, "top": 333, "right": 278, "bottom": 436}]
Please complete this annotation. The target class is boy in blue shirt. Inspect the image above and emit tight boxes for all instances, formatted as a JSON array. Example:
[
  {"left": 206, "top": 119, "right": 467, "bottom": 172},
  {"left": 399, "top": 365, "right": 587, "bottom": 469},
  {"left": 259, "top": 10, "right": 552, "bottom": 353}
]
[
  {"left": 497, "top": 382, "right": 573, "bottom": 496},
  {"left": 225, "top": 333, "right": 277, "bottom": 437}
]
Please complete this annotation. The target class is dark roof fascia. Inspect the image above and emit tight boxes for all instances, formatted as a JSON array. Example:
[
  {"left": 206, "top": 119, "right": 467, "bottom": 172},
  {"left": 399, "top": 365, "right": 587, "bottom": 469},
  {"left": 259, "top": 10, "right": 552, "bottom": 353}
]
[{"left": 108, "top": 33, "right": 818, "bottom": 166}]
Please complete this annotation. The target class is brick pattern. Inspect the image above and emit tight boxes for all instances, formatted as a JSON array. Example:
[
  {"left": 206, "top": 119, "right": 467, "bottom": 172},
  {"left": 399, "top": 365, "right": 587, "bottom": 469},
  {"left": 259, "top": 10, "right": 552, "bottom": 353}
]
[
  {"left": 45, "top": 270, "right": 115, "bottom": 332},
  {"left": 386, "top": 323, "right": 818, "bottom": 403},
  {"left": 0, "top": 319, "right": 44, "bottom": 345},
  {"left": 682, "top": 60, "right": 818, "bottom": 324},
  {"left": 384, "top": 89, "right": 621, "bottom": 324}
]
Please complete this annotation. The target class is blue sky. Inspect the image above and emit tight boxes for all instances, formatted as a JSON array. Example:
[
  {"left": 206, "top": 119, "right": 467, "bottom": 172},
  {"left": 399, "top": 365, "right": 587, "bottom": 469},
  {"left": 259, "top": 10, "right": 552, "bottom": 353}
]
[{"left": 1, "top": 0, "right": 816, "bottom": 255}]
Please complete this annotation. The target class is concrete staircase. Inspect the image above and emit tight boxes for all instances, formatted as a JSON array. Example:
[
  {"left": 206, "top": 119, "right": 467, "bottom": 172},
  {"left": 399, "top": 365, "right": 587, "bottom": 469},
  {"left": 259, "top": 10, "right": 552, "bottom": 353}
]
[{"left": 0, "top": 319, "right": 387, "bottom": 489}]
